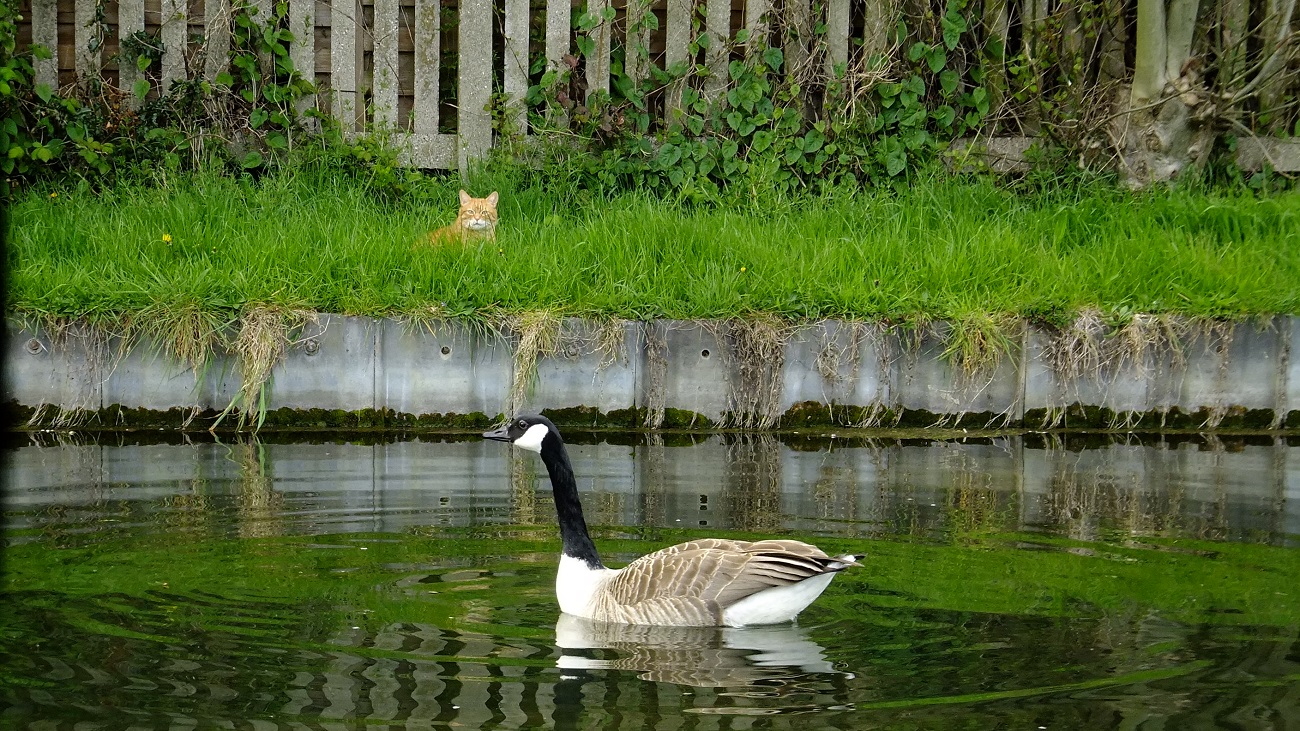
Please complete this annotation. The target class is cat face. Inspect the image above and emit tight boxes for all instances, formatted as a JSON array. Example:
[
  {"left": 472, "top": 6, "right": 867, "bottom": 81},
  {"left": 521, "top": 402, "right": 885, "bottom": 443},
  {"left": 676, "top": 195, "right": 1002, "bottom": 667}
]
[{"left": 458, "top": 190, "right": 499, "bottom": 232}]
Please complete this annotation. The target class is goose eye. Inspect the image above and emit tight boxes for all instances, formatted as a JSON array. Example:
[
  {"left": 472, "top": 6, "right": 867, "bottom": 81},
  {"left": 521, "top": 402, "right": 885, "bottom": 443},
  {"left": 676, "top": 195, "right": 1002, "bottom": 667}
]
[{"left": 517, "top": 420, "right": 527, "bottom": 428}]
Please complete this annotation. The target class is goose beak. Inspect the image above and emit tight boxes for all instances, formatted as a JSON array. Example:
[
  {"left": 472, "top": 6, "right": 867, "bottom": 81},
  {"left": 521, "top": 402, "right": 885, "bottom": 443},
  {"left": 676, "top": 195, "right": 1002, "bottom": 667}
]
[{"left": 483, "top": 423, "right": 512, "bottom": 442}]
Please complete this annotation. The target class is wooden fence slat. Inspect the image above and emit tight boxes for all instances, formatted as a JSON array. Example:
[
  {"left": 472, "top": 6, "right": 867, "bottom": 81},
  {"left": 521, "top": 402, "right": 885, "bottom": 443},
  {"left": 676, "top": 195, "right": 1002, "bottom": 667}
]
[
  {"left": 862, "top": 0, "right": 894, "bottom": 60},
  {"left": 543, "top": 0, "right": 568, "bottom": 125},
  {"left": 31, "top": 0, "right": 58, "bottom": 88},
  {"left": 664, "top": 0, "right": 691, "bottom": 115},
  {"left": 458, "top": 0, "right": 493, "bottom": 173},
  {"left": 118, "top": 0, "right": 144, "bottom": 104},
  {"left": 703, "top": 0, "right": 729, "bottom": 102},
  {"left": 743, "top": 0, "right": 771, "bottom": 50},
  {"left": 204, "top": 0, "right": 229, "bottom": 81},
  {"left": 161, "top": 0, "right": 187, "bottom": 91},
  {"left": 397, "top": 133, "right": 456, "bottom": 167},
  {"left": 826, "top": 0, "right": 849, "bottom": 77},
  {"left": 503, "top": 0, "right": 529, "bottom": 134},
  {"left": 373, "top": 0, "right": 399, "bottom": 127},
  {"left": 413, "top": 0, "right": 439, "bottom": 134},
  {"left": 73, "top": 0, "right": 101, "bottom": 84},
  {"left": 290, "top": 0, "right": 314, "bottom": 112},
  {"left": 584, "top": 0, "right": 611, "bottom": 99},
  {"left": 624, "top": 0, "right": 652, "bottom": 87},
  {"left": 783, "top": 0, "right": 809, "bottom": 87},
  {"left": 331, "top": 0, "right": 361, "bottom": 131},
  {"left": 545, "top": 0, "right": 569, "bottom": 70}
]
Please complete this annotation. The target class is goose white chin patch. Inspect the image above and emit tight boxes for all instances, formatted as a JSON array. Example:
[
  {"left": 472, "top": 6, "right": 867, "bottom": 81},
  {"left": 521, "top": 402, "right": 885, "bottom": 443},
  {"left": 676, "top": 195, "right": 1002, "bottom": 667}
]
[{"left": 514, "top": 423, "right": 550, "bottom": 453}]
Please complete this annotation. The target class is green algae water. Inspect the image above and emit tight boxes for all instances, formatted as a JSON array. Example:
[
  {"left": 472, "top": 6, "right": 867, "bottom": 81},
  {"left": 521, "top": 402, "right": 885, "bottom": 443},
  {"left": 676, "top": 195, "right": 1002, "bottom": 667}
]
[{"left": 3, "top": 432, "right": 1298, "bottom": 729}]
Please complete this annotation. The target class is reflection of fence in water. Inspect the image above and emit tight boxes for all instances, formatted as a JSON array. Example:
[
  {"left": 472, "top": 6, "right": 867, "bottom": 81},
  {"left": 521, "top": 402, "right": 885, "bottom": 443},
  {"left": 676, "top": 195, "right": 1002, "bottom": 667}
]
[
  {"left": 1037, "top": 439, "right": 1291, "bottom": 543},
  {"left": 6, "top": 435, "right": 1298, "bottom": 543}
]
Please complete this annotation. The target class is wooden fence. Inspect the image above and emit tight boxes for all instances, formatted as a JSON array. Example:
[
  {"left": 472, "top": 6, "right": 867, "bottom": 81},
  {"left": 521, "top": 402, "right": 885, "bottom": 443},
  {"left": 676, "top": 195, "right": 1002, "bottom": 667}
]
[
  {"left": 14, "top": 0, "right": 1300, "bottom": 174},
  {"left": 15, "top": 0, "right": 876, "bottom": 172}
]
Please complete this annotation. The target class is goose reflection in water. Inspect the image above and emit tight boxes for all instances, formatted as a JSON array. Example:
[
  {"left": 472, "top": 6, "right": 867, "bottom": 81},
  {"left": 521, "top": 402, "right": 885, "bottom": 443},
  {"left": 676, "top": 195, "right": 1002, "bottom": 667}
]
[{"left": 554, "top": 613, "right": 849, "bottom": 687}]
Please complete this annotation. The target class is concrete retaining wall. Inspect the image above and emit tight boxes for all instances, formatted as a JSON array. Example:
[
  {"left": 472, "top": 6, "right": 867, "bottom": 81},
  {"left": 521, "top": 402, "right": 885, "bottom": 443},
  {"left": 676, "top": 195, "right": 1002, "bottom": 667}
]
[{"left": 5, "top": 316, "right": 1298, "bottom": 430}]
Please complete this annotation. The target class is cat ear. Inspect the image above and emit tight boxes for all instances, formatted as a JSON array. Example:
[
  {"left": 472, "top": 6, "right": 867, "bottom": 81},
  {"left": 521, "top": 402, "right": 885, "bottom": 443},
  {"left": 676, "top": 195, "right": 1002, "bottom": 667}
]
[
  {"left": 459, "top": 190, "right": 471, "bottom": 205},
  {"left": 486, "top": 191, "right": 499, "bottom": 206}
]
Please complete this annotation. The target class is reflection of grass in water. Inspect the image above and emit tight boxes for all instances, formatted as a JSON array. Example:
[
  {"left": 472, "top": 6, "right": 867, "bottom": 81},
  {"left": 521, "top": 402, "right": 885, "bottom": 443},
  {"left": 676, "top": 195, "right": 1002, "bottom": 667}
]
[
  {"left": 6, "top": 525, "right": 1298, "bottom": 637},
  {"left": 821, "top": 532, "right": 1300, "bottom": 628}
]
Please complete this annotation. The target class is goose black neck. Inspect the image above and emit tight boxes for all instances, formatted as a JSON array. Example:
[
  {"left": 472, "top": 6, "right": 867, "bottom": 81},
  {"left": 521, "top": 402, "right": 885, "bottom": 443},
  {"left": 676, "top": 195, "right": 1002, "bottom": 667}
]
[{"left": 539, "top": 437, "right": 603, "bottom": 569}]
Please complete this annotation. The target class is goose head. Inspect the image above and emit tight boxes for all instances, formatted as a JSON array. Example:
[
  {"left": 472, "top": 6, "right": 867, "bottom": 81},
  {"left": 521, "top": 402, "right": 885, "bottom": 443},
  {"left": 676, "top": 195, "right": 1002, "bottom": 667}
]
[{"left": 483, "top": 414, "right": 560, "bottom": 454}]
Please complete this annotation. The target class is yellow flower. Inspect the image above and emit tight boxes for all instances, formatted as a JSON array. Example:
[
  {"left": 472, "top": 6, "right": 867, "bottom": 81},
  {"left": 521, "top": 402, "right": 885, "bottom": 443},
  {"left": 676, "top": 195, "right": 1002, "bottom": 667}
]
[
  {"left": 162, "top": 233, "right": 173, "bottom": 243},
  {"left": 49, "top": 192, "right": 57, "bottom": 198},
  {"left": 740, "top": 266, "right": 747, "bottom": 273}
]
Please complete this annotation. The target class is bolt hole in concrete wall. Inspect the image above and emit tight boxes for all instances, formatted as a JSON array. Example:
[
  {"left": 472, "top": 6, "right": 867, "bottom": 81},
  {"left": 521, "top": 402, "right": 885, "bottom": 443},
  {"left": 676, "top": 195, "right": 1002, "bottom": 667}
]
[
  {"left": 701, "top": 349, "right": 711, "bottom": 359},
  {"left": 441, "top": 346, "right": 451, "bottom": 356}
]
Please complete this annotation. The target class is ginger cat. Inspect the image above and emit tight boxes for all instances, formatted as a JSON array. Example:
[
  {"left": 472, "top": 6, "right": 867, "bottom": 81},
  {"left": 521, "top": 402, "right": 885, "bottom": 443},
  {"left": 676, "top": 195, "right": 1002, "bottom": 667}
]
[{"left": 426, "top": 190, "right": 499, "bottom": 244}]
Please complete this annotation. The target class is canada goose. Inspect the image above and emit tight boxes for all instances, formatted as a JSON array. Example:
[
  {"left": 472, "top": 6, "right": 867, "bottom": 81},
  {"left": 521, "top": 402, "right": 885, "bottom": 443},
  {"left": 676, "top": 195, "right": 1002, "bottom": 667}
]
[{"left": 483, "top": 415, "right": 861, "bottom": 627}]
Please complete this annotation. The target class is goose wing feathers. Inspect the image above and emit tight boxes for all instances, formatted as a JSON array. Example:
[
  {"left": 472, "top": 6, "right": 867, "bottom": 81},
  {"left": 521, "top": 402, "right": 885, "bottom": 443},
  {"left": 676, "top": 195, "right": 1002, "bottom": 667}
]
[{"left": 596, "top": 539, "right": 853, "bottom": 625}]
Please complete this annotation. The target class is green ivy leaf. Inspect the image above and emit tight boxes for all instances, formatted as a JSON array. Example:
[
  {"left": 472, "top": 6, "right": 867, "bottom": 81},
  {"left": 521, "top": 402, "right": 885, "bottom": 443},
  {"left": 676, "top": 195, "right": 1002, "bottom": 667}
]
[
  {"left": 726, "top": 111, "right": 743, "bottom": 131},
  {"left": 751, "top": 130, "right": 774, "bottom": 152},
  {"left": 656, "top": 143, "right": 681, "bottom": 168},
  {"left": 34, "top": 83, "right": 53, "bottom": 103},
  {"left": 941, "top": 13, "right": 967, "bottom": 50},
  {"left": 927, "top": 47, "right": 947, "bottom": 74},
  {"left": 133, "top": 79, "right": 151, "bottom": 99},
  {"left": 940, "top": 69, "right": 959, "bottom": 96},
  {"left": 687, "top": 115, "right": 705, "bottom": 135},
  {"left": 762, "top": 47, "right": 783, "bottom": 72},
  {"left": 932, "top": 104, "right": 956, "bottom": 128},
  {"left": 241, "top": 151, "right": 264, "bottom": 169},
  {"left": 251, "top": 108, "right": 269, "bottom": 128},
  {"left": 879, "top": 136, "right": 906, "bottom": 176},
  {"left": 908, "top": 42, "right": 928, "bottom": 62}
]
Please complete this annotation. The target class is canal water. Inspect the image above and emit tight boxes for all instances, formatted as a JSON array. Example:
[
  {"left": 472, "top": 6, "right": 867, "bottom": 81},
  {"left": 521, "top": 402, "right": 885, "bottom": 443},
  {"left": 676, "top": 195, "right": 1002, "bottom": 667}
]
[{"left": 3, "top": 431, "right": 1298, "bottom": 729}]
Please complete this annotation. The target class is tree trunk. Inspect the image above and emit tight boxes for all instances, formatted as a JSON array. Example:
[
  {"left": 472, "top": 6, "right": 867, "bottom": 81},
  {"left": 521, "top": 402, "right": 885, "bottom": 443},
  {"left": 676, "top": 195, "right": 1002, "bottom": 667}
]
[
  {"left": 1113, "top": 0, "right": 1214, "bottom": 186},
  {"left": 1257, "top": 0, "right": 1295, "bottom": 132},
  {"left": 1217, "top": 0, "right": 1249, "bottom": 123}
]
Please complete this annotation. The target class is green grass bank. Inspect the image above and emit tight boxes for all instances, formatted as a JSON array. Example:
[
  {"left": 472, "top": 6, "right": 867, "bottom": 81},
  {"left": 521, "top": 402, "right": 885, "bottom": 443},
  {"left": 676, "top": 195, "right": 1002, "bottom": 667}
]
[{"left": 8, "top": 167, "right": 1300, "bottom": 329}]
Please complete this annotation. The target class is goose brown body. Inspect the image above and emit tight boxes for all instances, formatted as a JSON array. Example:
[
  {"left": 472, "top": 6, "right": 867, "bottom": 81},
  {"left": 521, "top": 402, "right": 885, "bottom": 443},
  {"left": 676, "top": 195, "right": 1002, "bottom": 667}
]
[{"left": 484, "top": 415, "right": 860, "bottom": 627}]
